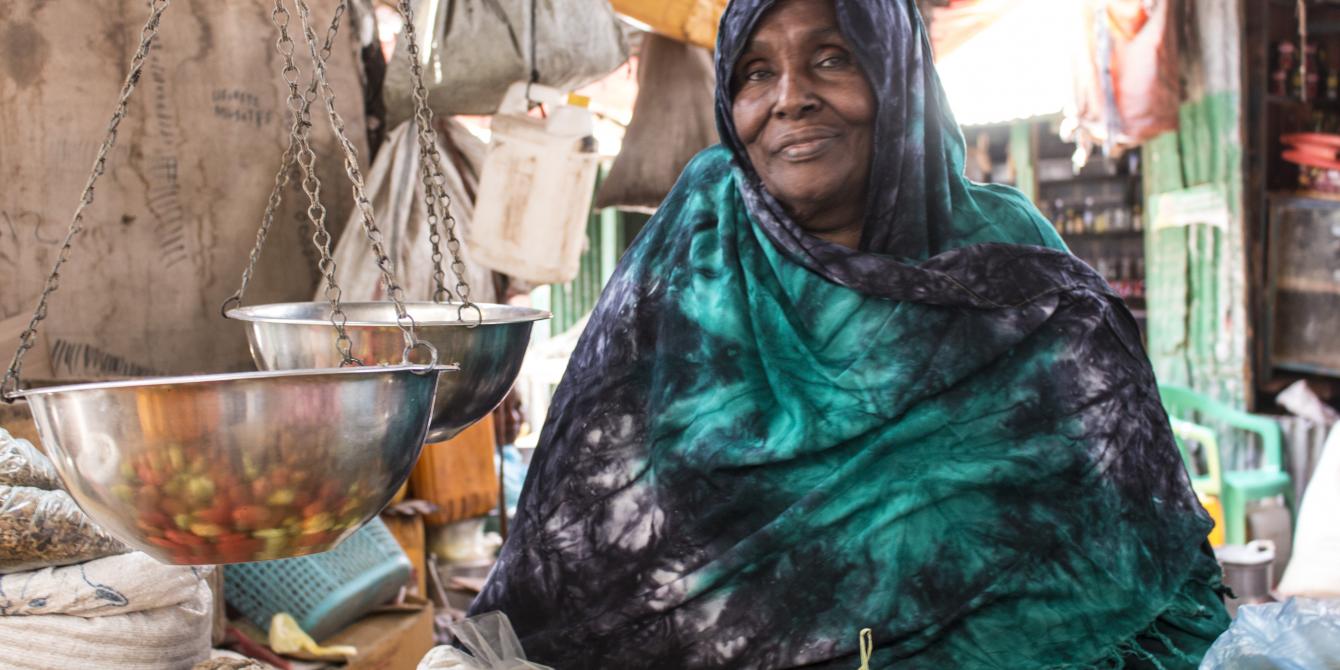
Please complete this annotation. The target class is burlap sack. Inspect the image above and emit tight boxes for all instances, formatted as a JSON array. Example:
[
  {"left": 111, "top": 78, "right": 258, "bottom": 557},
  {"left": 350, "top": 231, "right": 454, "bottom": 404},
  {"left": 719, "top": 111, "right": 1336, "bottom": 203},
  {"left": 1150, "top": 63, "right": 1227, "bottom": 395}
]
[
  {"left": 595, "top": 33, "right": 717, "bottom": 212},
  {"left": 0, "top": 0, "right": 370, "bottom": 380}
]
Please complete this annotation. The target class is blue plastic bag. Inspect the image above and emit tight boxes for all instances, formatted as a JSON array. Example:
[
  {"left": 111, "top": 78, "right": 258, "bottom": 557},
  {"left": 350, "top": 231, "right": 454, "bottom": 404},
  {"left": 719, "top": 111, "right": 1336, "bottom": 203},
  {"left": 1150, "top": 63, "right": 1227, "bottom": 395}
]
[{"left": 1201, "top": 598, "right": 1340, "bottom": 669}]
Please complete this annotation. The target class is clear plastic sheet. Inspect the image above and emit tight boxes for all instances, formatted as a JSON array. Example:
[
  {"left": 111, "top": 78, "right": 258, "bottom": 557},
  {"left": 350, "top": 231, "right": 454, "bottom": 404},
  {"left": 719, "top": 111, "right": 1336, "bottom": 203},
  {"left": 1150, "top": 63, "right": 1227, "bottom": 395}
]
[
  {"left": 0, "top": 427, "right": 60, "bottom": 490},
  {"left": 417, "top": 612, "right": 552, "bottom": 670},
  {"left": 0, "top": 485, "right": 127, "bottom": 574},
  {"left": 1200, "top": 598, "right": 1340, "bottom": 669}
]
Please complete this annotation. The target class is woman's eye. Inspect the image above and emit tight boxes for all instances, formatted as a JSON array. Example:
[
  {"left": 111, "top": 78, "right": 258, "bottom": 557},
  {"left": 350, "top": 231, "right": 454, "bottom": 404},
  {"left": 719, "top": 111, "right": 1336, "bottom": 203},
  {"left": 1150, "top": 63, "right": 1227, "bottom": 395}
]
[
  {"left": 818, "top": 55, "right": 849, "bottom": 68},
  {"left": 745, "top": 69, "right": 772, "bottom": 82}
]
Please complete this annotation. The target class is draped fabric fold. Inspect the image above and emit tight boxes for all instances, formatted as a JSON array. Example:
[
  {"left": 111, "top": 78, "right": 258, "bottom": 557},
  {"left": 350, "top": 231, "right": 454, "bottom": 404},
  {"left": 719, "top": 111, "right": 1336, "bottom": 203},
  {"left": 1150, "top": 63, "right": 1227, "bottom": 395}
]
[{"left": 472, "top": 1, "right": 1228, "bottom": 667}]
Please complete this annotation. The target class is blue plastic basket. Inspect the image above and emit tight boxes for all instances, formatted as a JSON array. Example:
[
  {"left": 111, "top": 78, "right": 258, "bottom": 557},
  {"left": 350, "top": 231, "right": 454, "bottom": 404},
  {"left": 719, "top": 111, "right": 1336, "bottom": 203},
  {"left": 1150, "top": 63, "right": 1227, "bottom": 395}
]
[{"left": 224, "top": 517, "right": 411, "bottom": 641}]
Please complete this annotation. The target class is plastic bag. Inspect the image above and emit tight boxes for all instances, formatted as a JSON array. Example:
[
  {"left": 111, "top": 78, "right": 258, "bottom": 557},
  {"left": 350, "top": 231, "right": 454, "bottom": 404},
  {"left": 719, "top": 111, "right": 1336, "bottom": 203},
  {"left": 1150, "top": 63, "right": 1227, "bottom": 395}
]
[
  {"left": 595, "top": 33, "right": 718, "bottom": 212},
  {"left": 0, "top": 427, "right": 60, "bottom": 490},
  {"left": 383, "top": 0, "right": 628, "bottom": 121},
  {"left": 417, "top": 612, "right": 552, "bottom": 670},
  {"left": 1200, "top": 598, "right": 1340, "bottom": 669},
  {"left": 0, "top": 485, "right": 128, "bottom": 574}
]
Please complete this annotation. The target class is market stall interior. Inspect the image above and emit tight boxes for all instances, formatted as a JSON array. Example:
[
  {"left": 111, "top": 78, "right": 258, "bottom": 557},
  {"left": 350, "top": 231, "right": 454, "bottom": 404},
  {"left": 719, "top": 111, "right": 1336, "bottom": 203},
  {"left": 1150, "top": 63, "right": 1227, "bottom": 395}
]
[
  {"left": 2, "top": 0, "right": 546, "bottom": 567},
  {"left": 3, "top": 0, "right": 1340, "bottom": 667}
]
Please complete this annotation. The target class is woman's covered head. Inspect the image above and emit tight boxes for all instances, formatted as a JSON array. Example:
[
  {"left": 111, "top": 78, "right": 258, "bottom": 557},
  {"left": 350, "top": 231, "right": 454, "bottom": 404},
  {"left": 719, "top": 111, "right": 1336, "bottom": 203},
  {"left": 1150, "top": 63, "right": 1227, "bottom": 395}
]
[
  {"left": 717, "top": 0, "right": 966, "bottom": 260},
  {"left": 729, "top": 0, "right": 876, "bottom": 246}
]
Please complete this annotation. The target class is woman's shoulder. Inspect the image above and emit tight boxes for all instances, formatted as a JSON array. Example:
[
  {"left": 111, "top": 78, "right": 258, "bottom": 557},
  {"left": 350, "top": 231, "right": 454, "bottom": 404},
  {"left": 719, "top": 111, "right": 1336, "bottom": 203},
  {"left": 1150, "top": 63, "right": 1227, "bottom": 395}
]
[
  {"left": 960, "top": 182, "right": 1069, "bottom": 253},
  {"left": 655, "top": 145, "right": 742, "bottom": 215},
  {"left": 679, "top": 144, "right": 736, "bottom": 183}
]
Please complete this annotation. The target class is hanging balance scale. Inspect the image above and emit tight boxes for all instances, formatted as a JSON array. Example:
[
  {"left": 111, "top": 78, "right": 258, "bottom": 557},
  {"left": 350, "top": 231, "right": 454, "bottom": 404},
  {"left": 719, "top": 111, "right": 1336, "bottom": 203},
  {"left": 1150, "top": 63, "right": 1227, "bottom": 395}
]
[{"left": 0, "top": 0, "right": 546, "bottom": 566}]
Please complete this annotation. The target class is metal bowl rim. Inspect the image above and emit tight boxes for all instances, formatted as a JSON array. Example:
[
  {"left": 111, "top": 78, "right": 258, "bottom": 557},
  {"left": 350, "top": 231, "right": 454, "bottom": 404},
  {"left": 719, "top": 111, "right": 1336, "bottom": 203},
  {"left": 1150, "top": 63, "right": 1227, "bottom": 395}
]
[
  {"left": 9, "top": 364, "right": 456, "bottom": 399},
  {"left": 226, "top": 301, "right": 552, "bottom": 327}
]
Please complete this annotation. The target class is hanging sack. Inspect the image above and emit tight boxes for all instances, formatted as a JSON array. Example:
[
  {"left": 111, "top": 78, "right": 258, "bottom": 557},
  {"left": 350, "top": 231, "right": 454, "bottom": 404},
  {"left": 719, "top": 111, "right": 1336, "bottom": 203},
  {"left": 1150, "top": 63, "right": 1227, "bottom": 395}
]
[
  {"left": 595, "top": 33, "right": 718, "bottom": 212},
  {"left": 383, "top": 0, "right": 629, "bottom": 122},
  {"left": 608, "top": 0, "right": 726, "bottom": 50},
  {"left": 467, "top": 83, "right": 601, "bottom": 285},
  {"left": 325, "top": 118, "right": 499, "bottom": 303},
  {"left": 1064, "top": 0, "right": 1181, "bottom": 155}
]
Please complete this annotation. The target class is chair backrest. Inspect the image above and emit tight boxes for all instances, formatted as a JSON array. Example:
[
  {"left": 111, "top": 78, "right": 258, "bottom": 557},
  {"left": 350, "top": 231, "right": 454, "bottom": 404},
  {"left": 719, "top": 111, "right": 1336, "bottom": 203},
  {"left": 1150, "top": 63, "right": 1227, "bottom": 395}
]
[
  {"left": 1158, "top": 384, "right": 1284, "bottom": 471},
  {"left": 1168, "top": 417, "right": 1223, "bottom": 495}
]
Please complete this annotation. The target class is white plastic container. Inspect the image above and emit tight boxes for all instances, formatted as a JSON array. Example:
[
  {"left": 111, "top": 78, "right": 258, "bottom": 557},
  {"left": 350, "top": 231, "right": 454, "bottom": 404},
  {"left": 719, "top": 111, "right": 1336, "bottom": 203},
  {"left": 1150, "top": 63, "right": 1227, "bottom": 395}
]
[{"left": 467, "top": 82, "right": 601, "bottom": 285}]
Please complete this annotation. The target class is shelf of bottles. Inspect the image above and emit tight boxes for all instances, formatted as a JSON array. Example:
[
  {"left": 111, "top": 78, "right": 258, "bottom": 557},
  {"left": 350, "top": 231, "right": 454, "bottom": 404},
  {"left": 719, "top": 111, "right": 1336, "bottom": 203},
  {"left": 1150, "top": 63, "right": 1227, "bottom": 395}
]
[{"left": 1035, "top": 149, "right": 1147, "bottom": 319}]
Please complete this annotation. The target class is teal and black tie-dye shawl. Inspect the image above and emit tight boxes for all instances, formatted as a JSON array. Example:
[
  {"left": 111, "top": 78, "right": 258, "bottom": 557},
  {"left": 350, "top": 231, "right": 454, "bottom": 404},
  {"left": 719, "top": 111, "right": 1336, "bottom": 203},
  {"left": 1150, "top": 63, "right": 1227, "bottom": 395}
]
[{"left": 471, "top": 1, "right": 1230, "bottom": 667}]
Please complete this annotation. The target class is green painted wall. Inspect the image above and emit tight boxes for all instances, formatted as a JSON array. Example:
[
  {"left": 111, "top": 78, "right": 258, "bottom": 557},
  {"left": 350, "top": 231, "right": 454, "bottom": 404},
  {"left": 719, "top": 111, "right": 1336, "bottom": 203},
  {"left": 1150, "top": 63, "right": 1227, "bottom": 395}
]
[{"left": 1142, "top": 0, "right": 1250, "bottom": 406}]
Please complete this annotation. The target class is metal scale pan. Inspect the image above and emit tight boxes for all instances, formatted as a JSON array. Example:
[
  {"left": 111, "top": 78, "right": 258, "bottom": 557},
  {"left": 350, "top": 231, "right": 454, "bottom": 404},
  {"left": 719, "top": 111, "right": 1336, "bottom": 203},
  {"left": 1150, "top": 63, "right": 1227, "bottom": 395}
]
[
  {"left": 12, "top": 365, "right": 450, "bottom": 564},
  {"left": 229, "top": 302, "right": 550, "bottom": 443}
]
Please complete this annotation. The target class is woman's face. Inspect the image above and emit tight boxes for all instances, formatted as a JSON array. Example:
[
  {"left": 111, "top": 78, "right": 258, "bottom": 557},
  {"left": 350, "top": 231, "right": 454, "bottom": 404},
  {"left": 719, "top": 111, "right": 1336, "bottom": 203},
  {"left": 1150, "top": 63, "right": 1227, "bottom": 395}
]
[{"left": 731, "top": 0, "right": 876, "bottom": 234}]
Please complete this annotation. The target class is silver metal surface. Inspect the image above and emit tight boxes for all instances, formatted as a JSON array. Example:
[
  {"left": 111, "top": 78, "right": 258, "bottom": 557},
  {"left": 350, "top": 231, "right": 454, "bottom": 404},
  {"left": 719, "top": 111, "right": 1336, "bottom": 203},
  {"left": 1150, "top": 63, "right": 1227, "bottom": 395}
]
[
  {"left": 229, "top": 301, "right": 548, "bottom": 442},
  {"left": 13, "top": 365, "right": 446, "bottom": 565}
]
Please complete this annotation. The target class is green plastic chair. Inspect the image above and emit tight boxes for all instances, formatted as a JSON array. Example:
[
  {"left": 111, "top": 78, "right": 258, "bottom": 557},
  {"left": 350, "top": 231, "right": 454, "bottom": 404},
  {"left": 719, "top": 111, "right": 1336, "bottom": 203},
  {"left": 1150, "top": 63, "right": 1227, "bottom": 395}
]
[
  {"left": 1158, "top": 384, "right": 1294, "bottom": 546},
  {"left": 1169, "top": 417, "right": 1222, "bottom": 498}
]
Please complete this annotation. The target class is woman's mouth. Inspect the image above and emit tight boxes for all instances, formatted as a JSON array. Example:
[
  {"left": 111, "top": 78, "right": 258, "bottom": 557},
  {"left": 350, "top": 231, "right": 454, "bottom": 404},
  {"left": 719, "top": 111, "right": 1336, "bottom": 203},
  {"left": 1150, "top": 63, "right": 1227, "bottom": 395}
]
[
  {"left": 780, "top": 138, "right": 836, "bottom": 160},
  {"left": 775, "top": 131, "right": 840, "bottom": 161}
]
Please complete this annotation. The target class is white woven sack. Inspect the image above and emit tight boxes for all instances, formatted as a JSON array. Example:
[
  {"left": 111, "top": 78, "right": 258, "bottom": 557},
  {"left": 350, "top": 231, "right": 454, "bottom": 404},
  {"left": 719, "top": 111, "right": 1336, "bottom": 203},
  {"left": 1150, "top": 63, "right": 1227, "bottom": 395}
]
[
  {"left": 1278, "top": 425, "right": 1340, "bottom": 598},
  {"left": 326, "top": 118, "right": 499, "bottom": 304},
  {"left": 0, "top": 553, "right": 212, "bottom": 669}
]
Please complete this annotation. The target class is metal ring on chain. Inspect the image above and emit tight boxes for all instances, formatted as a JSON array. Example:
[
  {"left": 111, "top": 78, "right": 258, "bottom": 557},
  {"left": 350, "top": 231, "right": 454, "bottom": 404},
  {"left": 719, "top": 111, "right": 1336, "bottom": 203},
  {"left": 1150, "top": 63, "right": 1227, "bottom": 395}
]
[
  {"left": 457, "top": 302, "right": 484, "bottom": 329},
  {"left": 2, "top": 0, "right": 172, "bottom": 402},
  {"left": 400, "top": 339, "right": 440, "bottom": 374}
]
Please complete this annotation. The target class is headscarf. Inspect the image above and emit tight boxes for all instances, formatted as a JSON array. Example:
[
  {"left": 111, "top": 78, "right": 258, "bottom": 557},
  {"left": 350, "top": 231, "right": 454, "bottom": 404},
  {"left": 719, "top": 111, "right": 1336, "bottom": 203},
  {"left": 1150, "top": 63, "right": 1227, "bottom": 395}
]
[
  {"left": 470, "top": 1, "right": 1228, "bottom": 667},
  {"left": 716, "top": 0, "right": 1060, "bottom": 288}
]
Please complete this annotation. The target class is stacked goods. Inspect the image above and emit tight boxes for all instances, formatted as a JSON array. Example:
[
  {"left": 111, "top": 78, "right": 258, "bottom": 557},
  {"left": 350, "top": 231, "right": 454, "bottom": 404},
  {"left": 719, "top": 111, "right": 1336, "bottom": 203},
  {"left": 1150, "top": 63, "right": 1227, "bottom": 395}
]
[
  {"left": 0, "top": 428, "right": 213, "bottom": 669},
  {"left": 0, "top": 428, "right": 127, "bottom": 573}
]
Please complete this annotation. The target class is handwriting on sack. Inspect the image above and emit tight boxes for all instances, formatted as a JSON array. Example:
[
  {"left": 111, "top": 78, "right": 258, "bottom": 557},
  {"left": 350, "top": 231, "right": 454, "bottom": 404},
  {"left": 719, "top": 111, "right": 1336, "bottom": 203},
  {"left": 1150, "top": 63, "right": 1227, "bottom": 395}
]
[
  {"left": 0, "top": 209, "right": 62, "bottom": 268},
  {"left": 49, "top": 339, "right": 160, "bottom": 378},
  {"left": 212, "top": 89, "right": 275, "bottom": 128}
]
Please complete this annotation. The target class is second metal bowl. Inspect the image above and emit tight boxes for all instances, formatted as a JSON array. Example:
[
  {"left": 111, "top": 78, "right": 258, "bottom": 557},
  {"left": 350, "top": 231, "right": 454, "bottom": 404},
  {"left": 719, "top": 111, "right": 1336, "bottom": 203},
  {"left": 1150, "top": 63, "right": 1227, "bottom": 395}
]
[{"left": 228, "top": 302, "right": 549, "bottom": 443}]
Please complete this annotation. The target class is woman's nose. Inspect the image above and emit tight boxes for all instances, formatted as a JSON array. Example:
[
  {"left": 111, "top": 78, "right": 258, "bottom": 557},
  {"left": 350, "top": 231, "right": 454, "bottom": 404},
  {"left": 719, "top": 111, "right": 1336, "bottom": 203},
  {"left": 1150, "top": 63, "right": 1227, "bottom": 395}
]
[{"left": 773, "top": 72, "right": 821, "bottom": 119}]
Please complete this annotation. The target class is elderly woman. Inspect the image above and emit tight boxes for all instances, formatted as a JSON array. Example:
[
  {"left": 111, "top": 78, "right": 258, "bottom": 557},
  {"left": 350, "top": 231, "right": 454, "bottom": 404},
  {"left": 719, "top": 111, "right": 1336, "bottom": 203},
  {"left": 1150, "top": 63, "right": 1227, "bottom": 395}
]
[{"left": 471, "top": 0, "right": 1230, "bottom": 667}]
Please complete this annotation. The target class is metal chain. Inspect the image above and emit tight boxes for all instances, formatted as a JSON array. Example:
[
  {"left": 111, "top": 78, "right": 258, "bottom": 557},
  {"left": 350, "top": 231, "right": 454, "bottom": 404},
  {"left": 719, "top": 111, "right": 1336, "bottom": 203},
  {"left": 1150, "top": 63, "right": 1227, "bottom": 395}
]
[
  {"left": 273, "top": 0, "right": 362, "bottom": 366},
  {"left": 2, "top": 0, "right": 172, "bottom": 401},
  {"left": 395, "top": 0, "right": 481, "bottom": 324},
  {"left": 394, "top": 0, "right": 451, "bottom": 304},
  {"left": 293, "top": 0, "right": 428, "bottom": 358},
  {"left": 222, "top": 0, "right": 346, "bottom": 317}
]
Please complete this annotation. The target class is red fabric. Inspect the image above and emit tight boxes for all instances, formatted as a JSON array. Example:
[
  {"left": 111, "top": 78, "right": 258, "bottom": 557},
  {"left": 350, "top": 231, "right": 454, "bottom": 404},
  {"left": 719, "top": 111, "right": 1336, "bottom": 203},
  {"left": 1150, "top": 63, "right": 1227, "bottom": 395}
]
[
  {"left": 930, "top": 0, "right": 1025, "bottom": 59},
  {"left": 1071, "top": 0, "right": 1181, "bottom": 151}
]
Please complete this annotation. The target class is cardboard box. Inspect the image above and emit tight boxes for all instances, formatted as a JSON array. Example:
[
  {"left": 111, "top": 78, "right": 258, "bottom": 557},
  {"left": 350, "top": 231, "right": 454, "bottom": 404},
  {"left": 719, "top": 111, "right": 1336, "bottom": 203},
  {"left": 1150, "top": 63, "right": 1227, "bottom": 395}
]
[{"left": 324, "top": 604, "right": 436, "bottom": 670}]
